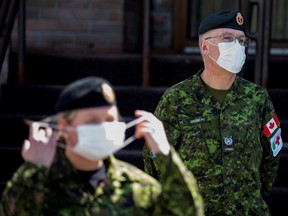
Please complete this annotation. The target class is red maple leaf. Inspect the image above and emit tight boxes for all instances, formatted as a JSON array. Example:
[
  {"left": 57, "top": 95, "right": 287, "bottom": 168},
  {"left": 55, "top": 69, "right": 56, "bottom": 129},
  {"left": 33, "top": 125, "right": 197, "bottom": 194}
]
[{"left": 269, "top": 122, "right": 275, "bottom": 129}]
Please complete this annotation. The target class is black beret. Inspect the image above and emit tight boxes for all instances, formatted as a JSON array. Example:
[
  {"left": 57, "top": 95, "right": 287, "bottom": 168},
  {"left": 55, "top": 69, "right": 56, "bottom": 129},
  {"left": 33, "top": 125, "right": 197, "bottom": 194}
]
[
  {"left": 198, "top": 10, "right": 247, "bottom": 35},
  {"left": 55, "top": 76, "right": 116, "bottom": 112}
]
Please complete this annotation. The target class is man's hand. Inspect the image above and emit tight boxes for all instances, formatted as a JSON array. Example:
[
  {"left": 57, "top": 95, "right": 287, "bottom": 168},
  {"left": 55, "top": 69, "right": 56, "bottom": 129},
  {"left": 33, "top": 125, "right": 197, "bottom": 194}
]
[{"left": 22, "top": 122, "right": 57, "bottom": 168}]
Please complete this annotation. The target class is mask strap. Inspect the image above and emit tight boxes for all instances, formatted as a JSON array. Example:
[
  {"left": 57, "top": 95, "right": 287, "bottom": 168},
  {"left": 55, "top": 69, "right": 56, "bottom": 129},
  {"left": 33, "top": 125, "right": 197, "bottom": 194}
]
[
  {"left": 208, "top": 54, "right": 217, "bottom": 63},
  {"left": 122, "top": 116, "right": 146, "bottom": 147},
  {"left": 24, "top": 120, "right": 76, "bottom": 132},
  {"left": 123, "top": 135, "right": 137, "bottom": 146},
  {"left": 204, "top": 39, "right": 218, "bottom": 62},
  {"left": 205, "top": 39, "right": 218, "bottom": 47},
  {"left": 57, "top": 142, "right": 67, "bottom": 149},
  {"left": 57, "top": 142, "right": 77, "bottom": 152},
  {"left": 37, "top": 122, "right": 61, "bottom": 130},
  {"left": 125, "top": 116, "right": 146, "bottom": 129}
]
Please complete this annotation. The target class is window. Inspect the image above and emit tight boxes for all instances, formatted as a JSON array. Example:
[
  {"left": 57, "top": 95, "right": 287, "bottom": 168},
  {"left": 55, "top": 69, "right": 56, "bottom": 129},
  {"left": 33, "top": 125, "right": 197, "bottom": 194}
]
[{"left": 150, "top": 0, "right": 288, "bottom": 54}]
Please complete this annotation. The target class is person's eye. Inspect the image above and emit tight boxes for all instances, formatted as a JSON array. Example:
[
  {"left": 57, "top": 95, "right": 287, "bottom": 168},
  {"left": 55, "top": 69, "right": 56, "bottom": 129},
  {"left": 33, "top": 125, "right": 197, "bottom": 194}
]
[
  {"left": 238, "top": 37, "right": 246, "bottom": 44},
  {"left": 223, "top": 35, "right": 234, "bottom": 42}
]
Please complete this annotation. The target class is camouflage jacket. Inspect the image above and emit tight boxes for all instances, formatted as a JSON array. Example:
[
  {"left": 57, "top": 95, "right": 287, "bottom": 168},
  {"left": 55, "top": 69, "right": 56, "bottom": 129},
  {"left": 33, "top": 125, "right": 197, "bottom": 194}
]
[
  {"left": 143, "top": 72, "right": 282, "bottom": 216},
  {"left": 1, "top": 147, "right": 204, "bottom": 216}
]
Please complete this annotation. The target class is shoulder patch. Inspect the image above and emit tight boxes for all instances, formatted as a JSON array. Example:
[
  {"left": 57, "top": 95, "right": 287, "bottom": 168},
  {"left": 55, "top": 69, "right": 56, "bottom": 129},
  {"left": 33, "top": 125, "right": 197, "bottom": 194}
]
[
  {"left": 270, "top": 128, "right": 283, "bottom": 157},
  {"left": 263, "top": 115, "right": 280, "bottom": 137}
]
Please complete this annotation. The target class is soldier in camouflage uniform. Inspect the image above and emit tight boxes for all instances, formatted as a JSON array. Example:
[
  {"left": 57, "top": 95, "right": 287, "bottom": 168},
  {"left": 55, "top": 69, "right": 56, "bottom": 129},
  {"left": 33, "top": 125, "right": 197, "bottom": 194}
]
[
  {"left": 0, "top": 77, "right": 204, "bottom": 216},
  {"left": 142, "top": 10, "right": 282, "bottom": 216}
]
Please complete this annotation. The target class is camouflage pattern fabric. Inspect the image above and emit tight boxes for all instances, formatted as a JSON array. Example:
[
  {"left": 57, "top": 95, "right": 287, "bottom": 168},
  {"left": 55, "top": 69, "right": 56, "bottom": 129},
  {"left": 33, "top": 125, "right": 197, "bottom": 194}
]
[
  {"left": 1, "top": 147, "right": 204, "bottom": 216},
  {"left": 143, "top": 71, "right": 281, "bottom": 216}
]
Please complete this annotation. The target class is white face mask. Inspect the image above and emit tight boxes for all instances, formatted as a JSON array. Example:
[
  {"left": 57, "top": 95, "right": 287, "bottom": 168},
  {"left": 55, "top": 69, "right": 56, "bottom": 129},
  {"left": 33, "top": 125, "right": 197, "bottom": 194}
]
[
  {"left": 71, "top": 118, "right": 143, "bottom": 161},
  {"left": 207, "top": 40, "right": 246, "bottom": 73},
  {"left": 33, "top": 117, "right": 144, "bottom": 161}
]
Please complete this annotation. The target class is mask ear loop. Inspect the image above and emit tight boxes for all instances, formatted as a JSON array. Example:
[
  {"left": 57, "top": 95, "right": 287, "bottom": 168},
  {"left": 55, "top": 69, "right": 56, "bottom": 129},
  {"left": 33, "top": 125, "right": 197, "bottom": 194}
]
[
  {"left": 123, "top": 116, "right": 146, "bottom": 146},
  {"left": 24, "top": 119, "right": 77, "bottom": 132},
  {"left": 125, "top": 116, "right": 145, "bottom": 129},
  {"left": 23, "top": 119, "right": 75, "bottom": 150}
]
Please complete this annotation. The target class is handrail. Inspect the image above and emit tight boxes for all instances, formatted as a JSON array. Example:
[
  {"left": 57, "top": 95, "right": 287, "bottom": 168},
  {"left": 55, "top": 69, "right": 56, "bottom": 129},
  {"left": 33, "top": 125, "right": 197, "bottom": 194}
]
[
  {"left": 18, "top": 0, "right": 26, "bottom": 83},
  {"left": 0, "top": 0, "right": 25, "bottom": 81},
  {"left": 0, "top": 0, "right": 11, "bottom": 32}
]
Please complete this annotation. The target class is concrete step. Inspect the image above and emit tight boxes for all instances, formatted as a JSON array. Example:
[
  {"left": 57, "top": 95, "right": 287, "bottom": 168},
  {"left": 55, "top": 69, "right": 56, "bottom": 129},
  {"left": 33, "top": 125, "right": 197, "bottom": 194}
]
[
  {"left": 1, "top": 82, "right": 287, "bottom": 121},
  {"left": 0, "top": 83, "right": 167, "bottom": 117},
  {"left": 8, "top": 52, "right": 201, "bottom": 87},
  {"left": 9, "top": 53, "right": 144, "bottom": 86}
]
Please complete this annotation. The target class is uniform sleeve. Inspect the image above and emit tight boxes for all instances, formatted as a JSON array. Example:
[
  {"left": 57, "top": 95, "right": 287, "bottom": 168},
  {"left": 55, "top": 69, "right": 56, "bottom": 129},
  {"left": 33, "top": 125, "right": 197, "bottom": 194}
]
[
  {"left": 260, "top": 93, "right": 282, "bottom": 198},
  {"left": 142, "top": 90, "right": 181, "bottom": 179},
  {"left": 1, "top": 162, "right": 49, "bottom": 216},
  {"left": 142, "top": 90, "right": 204, "bottom": 215},
  {"left": 152, "top": 147, "right": 204, "bottom": 216}
]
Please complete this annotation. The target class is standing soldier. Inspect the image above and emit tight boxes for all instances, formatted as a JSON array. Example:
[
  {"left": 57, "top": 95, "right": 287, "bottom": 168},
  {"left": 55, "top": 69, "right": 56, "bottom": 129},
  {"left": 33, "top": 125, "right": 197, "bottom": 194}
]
[
  {"left": 1, "top": 76, "right": 204, "bottom": 215},
  {"left": 143, "top": 10, "right": 282, "bottom": 216}
]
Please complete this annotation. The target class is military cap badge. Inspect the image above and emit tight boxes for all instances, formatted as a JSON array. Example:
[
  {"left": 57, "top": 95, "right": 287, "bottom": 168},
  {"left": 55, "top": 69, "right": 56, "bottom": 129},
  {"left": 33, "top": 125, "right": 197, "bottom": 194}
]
[
  {"left": 102, "top": 83, "right": 115, "bottom": 104},
  {"left": 236, "top": 12, "right": 244, "bottom": 26}
]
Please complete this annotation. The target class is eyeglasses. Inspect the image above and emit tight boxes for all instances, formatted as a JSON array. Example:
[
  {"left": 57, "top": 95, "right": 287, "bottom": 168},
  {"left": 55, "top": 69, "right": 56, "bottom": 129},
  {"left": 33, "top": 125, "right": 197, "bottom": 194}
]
[{"left": 204, "top": 33, "right": 251, "bottom": 47}]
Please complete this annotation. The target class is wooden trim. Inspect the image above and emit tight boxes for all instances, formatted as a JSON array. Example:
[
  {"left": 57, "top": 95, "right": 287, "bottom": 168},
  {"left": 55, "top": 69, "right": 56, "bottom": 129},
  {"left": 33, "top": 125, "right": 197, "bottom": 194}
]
[
  {"left": 173, "top": 0, "right": 188, "bottom": 52},
  {"left": 149, "top": 0, "right": 189, "bottom": 54}
]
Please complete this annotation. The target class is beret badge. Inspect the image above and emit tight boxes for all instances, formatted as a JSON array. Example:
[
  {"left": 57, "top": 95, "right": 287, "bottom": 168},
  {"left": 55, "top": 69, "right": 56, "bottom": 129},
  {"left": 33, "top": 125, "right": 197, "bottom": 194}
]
[
  {"left": 101, "top": 83, "right": 115, "bottom": 104},
  {"left": 236, "top": 12, "right": 244, "bottom": 26}
]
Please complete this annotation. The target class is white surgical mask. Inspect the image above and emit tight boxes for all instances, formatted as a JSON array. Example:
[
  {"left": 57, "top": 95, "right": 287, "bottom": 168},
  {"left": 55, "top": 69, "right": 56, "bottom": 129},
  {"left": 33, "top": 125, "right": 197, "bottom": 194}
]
[
  {"left": 207, "top": 40, "right": 246, "bottom": 73},
  {"left": 70, "top": 117, "right": 144, "bottom": 161},
  {"left": 32, "top": 117, "right": 144, "bottom": 161}
]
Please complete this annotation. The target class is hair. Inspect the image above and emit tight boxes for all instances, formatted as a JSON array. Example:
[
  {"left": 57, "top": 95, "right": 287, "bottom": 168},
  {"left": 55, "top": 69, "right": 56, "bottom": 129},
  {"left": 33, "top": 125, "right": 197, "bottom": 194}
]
[
  {"left": 58, "top": 105, "right": 122, "bottom": 123},
  {"left": 58, "top": 110, "right": 77, "bottom": 123}
]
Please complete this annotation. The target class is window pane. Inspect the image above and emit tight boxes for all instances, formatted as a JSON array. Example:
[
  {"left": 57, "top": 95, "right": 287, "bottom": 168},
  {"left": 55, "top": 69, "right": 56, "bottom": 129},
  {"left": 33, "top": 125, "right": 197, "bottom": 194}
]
[
  {"left": 151, "top": 0, "right": 173, "bottom": 48},
  {"left": 188, "top": 0, "right": 238, "bottom": 39},
  {"left": 272, "top": 0, "right": 288, "bottom": 41}
]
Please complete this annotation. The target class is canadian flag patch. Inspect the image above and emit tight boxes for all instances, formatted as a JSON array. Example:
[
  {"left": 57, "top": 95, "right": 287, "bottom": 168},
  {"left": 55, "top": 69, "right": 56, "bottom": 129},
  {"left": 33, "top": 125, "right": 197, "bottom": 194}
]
[
  {"left": 263, "top": 115, "right": 280, "bottom": 137},
  {"left": 270, "top": 128, "right": 283, "bottom": 157}
]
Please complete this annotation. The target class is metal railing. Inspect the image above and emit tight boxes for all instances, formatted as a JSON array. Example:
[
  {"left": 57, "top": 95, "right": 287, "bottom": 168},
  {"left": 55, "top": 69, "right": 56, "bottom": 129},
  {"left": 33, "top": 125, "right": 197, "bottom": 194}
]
[{"left": 0, "top": 0, "right": 25, "bottom": 82}]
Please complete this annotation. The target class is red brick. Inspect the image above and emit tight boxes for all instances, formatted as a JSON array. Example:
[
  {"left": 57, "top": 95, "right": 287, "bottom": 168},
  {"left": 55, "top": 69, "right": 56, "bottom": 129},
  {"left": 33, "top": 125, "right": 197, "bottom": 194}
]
[
  {"left": 90, "top": 23, "right": 122, "bottom": 33},
  {"left": 74, "top": 10, "right": 109, "bottom": 20},
  {"left": 56, "top": 0, "right": 90, "bottom": 8},
  {"left": 27, "top": 0, "right": 56, "bottom": 7},
  {"left": 40, "top": 8, "right": 75, "bottom": 20},
  {"left": 26, "top": 20, "right": 56, "bottom": 31},
  {"left": 20, "top": 0, "right": 125, "bottom": 54},
  {"left": 90, "top": 0, "right": 124, "bottom": 10}
]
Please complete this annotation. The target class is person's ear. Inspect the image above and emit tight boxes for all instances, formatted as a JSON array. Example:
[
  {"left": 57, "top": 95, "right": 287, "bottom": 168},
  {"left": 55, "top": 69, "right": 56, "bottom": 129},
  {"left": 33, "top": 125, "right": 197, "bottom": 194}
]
[
  {"left": 57, "top": 118, "right": 69, "bottom": 141},
  {"left": 57, "top": 117, "right": 69, "bottom": 133},
  {"left": 58, "top": 118, "right": 68, "bottom": 127},
  {"left": 200, "top": 39, "right": 209, "bottom": 55}
]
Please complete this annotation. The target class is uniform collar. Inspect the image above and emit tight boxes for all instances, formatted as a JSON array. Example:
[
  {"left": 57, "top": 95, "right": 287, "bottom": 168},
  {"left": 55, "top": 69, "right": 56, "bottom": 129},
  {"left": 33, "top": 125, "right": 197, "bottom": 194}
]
[{"left": 193, "top": 69, "right": 245, "bottom": 109}]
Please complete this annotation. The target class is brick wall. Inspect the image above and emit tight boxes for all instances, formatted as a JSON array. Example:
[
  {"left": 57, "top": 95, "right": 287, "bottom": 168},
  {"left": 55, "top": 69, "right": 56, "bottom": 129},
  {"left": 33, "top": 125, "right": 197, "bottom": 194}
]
[{"left": 12, "top": 0, "right": 125, "bottom": 55}]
